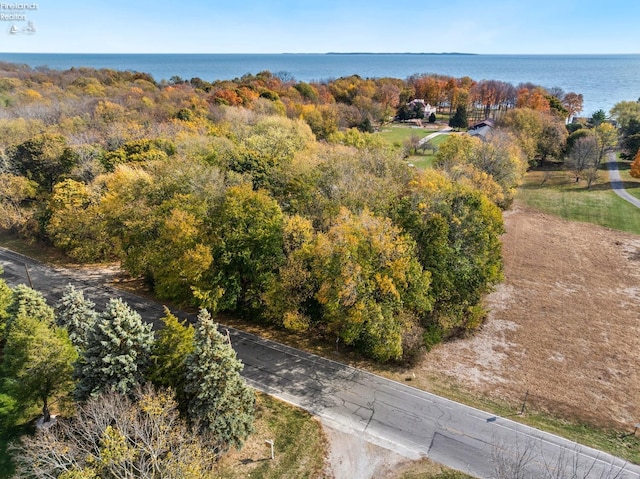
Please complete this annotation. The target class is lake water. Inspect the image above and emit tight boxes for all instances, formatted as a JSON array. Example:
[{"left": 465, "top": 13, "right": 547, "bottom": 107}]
[{"left": 1, "top": 53, "right": 639, "bottom": 116}]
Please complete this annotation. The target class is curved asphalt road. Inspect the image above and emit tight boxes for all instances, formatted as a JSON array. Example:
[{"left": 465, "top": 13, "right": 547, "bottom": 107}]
[
  {"left": 1, "top": 247, "right": 639, "bottom": 478},
  {"left": 607, "top": 152, "right": 640, "bottom": 208}
]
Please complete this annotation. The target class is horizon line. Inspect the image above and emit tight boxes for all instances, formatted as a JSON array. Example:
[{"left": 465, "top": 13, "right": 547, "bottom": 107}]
[{"left": 2, "top": 51, "right": 639, "bottom": 56}]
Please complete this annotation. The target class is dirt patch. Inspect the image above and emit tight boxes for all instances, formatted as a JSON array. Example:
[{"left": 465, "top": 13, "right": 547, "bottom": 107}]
[
  {"left": 323, "top": 426, "right": 412, "bottom": 479},
  {"left": 322, "top": 424, "right": 457, "bottom": 479},
  {"left": 416, "top": 202, "right": 640, "bottom": 429}
]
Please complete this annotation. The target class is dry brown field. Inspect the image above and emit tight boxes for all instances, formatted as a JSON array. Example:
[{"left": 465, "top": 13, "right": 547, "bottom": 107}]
[{"left": 409, "top": 201, "right": 640, "bottom": 430}]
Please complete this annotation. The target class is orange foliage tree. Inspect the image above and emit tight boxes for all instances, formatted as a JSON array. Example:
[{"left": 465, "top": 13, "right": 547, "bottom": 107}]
[
  {"left": 517, "top": 87, "right": 551, "bottom": 112},
  {"left": 630, "top": 150, "right": 640, "bottom": 178}
]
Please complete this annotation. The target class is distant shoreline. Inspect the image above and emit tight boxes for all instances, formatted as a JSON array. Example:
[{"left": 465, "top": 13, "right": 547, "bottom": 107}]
[
  {"left": 1, "top": 53, "right": 636, "bottom": 114},
  {"left": 4, "top": 52, "right": 637, "bottom": 56}
]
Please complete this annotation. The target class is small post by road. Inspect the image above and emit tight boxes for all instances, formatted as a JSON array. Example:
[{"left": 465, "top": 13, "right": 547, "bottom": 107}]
[
  {"left": 24, "top": 263, "right": 33, "bottom": 288},
  {"left": 265, "top": 439, "right": 274, "bottom": 460},
  {"left": 519, "top": 390, "right": 529, "bottom": 415}
]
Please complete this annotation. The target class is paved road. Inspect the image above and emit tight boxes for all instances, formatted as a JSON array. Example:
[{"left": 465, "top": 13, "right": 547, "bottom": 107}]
[
  {"left": 607, "top": 152, "right": 640, "bottom": 208},
  {"left": 2, "top": 247, "right": 639, "bottom": 478}
]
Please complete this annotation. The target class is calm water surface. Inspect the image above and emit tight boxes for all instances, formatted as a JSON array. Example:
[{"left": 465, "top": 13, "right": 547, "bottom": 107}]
[{"left": 1, "top": 53, "right": 639, "bottom": 115}]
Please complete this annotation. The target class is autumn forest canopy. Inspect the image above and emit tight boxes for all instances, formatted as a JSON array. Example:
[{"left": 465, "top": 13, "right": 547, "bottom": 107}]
[{"left": 0, "top": 61, "right": 634, "bottom": 362}]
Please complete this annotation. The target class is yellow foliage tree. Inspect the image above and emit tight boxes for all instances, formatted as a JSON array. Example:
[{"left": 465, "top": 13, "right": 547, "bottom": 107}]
[
  {"left": 309, "top": 208, "right": 432, "bottom": 361},
  {"left": 46, "top": 179, "right": 114, "bottom": 262}
]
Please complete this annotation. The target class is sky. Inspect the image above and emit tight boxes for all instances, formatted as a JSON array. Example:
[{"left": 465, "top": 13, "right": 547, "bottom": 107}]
[{"left": 4, "top": 0, "right": 640, "bottom": 54}]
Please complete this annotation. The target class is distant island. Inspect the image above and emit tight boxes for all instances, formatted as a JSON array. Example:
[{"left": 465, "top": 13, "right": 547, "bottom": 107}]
[{"left": 324, "top": 52, "right": 477, "bottom": 55}]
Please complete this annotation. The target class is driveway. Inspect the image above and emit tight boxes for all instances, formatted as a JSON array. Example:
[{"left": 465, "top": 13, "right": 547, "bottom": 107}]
[{"left": 607, "top": 152, "right": 640, "bottom": 208}]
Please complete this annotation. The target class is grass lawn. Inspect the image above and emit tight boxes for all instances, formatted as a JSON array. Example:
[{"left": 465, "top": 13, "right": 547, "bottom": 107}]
[
  {"left": 395, "top": 462, "right": 474, "bottom": 479},
  {"left": 378, "top": 126, "right": 448, "bottom": 170},
  {"left": 517, "top": 167, "right": 640, "bottom": 235},
  {"left": 375, "top": 123, "right": 453, "bottom": 170},
  {"left": 377, "top": 123, "right": 440, "bottom": 145},
  {"left": 406, "top": 135, "right": 449, "bottom": 170},
  {"left": 406, "top": 154, "right": 434, "bottom": 169},
  {"left": 215, "top": 393, "right": 327, "bottom": 479},
  {"left": 406, "top": 134, "right": 450, "bottom": 169}
]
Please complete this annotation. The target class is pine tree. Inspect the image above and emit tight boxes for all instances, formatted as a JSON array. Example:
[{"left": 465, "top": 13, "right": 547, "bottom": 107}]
[
  {"left": 74, "top": 298, "right": 154, "bottom": 401},
  {"left": 148, "top": 307, "right": 194, "bottom": 403},
  {"left": 55, "top": 284, "right": 97, "bottom": 350},
  {"left": 5, "top": 284, "right": 55, "bottom": 332},
  {"left": 449, "top": 105, "right": 469, "bottom": 131},
  {"left": 184, "top": 309, "right": 255, "bottom": 452}
]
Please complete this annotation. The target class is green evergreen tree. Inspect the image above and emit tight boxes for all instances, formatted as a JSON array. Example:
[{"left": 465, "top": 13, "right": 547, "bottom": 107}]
[
  {"left": 74, "top": 298, "right": 154, "bottom": 401},
  {"left": 148, "top": 307, "right": 194, "bottom": 403},
  {"left": 2, "top": 316, "right": 77, "bottom": 422},
  {"left": 0, "top": 272, "right": 13, "bottom": 341},
  {"left": 589, "top": 109, "right": 607, "bottom": 127},
  {"left": 184, "top": 309, "right": 255, "bottom": 452},
  {"left": 449, "top": 105, "right": 468, "bottom": 130},
  {"left": 5, "top": 284, "right": 55, "bottom": 332},
  {"left": 55, "top": 284, "right": 97, "bottom": 350}
]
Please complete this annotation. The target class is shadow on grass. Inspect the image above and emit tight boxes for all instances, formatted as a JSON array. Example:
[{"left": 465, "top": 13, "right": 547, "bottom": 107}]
[
  {"left": 519, "top": 178, "right": 573, "bottom": 190},
  {"left": 522, "top": 172, "right": 640, "bottom": 193},
  {"left": 580, "top": 180, "right": 640, "bottom": 192},
  {"left": 240, "top": 458, "right": 272, "bottom": 465},
  {"left": 616, "top": 160, "right": 631, "bottom": 171}
]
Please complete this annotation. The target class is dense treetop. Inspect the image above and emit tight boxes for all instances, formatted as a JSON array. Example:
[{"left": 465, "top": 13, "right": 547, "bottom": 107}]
[{"left": 0, "top": 62, "right": 625, "bottom": 361}]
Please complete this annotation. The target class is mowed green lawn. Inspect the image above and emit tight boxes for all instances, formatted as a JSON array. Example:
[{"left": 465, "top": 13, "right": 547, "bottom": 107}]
[
  {"left": 407, "top": 134, "right": 450, "bottom": 169},
  {"left": 517, "top": 167, "right": 640, "bottom": 235},
  {"left": 377, "top": 124, "right": 437, "bottom": 145},
  {"left": 376, "top": 124, "right": 451, "bottom": 170}
]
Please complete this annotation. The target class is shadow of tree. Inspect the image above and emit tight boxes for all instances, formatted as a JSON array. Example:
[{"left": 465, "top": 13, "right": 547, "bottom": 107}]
[
  {"left": 586, "top": 180, "right": 640, "bottom": 191},
  {"left": 240, "top": 458, "right": 271, "bottom": 465},
  {"left": 615, "top": 161, "right": 632, "bottom": 171}
]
